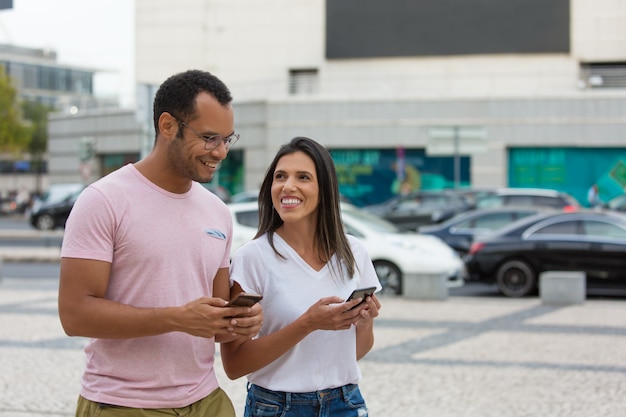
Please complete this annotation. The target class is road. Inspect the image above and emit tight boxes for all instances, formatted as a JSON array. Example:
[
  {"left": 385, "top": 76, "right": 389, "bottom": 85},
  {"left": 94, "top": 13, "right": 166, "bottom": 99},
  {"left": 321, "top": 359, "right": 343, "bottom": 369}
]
[
  {"left": 2, "top": 214, "right": 626, "bottom": 416},
  {"left": 3, "top": 272, "right": 626, "bottom": 417}
]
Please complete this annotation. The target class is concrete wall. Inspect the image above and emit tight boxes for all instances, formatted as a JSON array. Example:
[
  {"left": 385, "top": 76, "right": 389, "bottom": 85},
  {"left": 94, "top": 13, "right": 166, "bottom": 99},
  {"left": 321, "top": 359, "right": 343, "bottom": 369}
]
[
  {"left": 47, "top": 109, "right": 143, "bottom": 185},
  {"left": 234, "top": 96, "right": 626, "bottom": 189},
  {"left": 44, "top": 1, "right": 626, "bottom": 192},
  {"left": 134, "top": 0, "right": 626, "bottom": 101}
]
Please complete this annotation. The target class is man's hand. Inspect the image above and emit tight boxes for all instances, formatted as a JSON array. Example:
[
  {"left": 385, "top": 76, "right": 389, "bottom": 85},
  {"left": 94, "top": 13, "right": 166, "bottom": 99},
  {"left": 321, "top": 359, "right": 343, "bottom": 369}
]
[{"left": 178, "top": 296, "right": 239, "bottom": 338}]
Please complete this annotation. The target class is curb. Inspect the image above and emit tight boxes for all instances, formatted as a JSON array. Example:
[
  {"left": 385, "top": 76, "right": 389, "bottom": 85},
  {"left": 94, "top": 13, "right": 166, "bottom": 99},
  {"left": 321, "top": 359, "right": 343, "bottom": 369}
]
[{"left": 0, "top": 248, "right": 61, "bottom": 263}]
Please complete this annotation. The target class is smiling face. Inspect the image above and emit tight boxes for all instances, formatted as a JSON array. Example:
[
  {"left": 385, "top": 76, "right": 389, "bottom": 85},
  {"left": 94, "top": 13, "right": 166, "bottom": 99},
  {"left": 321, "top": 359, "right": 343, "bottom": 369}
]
[
  {"left": 167, "top": 92, "right": 234, "bottom": 184},
  {"left": 270, "top": 151, "right": 320, "bottom": 226}
]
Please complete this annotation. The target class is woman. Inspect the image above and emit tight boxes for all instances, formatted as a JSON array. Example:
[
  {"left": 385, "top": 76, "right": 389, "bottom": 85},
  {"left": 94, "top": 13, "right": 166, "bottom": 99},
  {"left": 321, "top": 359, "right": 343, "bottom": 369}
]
[{"left": 222, "top": 137, "right": 381, "bottom": 417}]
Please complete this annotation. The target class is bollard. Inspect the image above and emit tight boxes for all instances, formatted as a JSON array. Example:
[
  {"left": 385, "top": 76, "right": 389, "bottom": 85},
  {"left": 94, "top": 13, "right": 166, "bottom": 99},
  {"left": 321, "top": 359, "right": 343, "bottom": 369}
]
[
  {"left": 403, "top": 272, "right": 448, "bottom": 300},
  {"left": 540, "top": 271, "right": 586, "bottom": 305}
]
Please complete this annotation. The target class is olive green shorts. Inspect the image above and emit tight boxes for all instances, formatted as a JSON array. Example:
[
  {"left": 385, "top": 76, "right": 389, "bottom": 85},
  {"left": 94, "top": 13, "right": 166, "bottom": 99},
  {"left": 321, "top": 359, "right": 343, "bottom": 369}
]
[{"left": 75, "top": 387, "right": 235, "bottom": 417}]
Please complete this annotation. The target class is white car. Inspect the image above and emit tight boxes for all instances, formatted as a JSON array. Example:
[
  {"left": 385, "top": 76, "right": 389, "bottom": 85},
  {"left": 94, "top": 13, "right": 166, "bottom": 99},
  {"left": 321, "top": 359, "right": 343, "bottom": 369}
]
[{"left": 228, "top": 202, "right": 465, "bottom": 295}]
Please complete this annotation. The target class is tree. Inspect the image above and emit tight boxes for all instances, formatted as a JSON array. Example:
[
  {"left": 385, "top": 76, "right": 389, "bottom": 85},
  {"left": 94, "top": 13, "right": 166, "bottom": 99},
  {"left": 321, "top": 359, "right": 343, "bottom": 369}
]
[
  {"left": 0, "top": 67, "right": 30, "bottom": 153},
  {"left": 22, "top": 100, "right": 52, "bottom": 193}
]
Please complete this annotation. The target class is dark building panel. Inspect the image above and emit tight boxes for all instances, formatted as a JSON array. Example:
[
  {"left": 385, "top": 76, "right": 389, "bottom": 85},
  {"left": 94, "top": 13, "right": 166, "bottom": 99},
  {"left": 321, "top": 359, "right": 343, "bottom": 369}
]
[
  {"left": 0, "top": 0, "right": 12, "bottom": 10},
  {"left": 326, "top": 0, "right": 570, "bottom": 59}
]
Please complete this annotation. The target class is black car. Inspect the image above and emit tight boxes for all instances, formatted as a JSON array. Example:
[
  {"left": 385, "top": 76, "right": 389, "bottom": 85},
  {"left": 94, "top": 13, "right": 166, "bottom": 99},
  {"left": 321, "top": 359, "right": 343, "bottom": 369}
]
[
  {"left": 362, "top": 190, "right": 473, "bottom": 231},
  {"left": 419, "top": 206, "right": 548, "bottom": 255},
  {"left": 464, "top": 211, "right": 626, "bottom": 297},
  {"left": 29, "top": 183, "right": 84, "bottom": 230}
]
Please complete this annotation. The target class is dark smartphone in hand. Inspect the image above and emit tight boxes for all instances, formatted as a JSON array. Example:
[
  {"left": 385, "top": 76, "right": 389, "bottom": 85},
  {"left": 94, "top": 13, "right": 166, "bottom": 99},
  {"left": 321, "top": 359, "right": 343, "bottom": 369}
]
[
  {"left": 226, "top": 292, "right": 263, "bottom": 307},
  {"left": 345, "top": 286, "right": 376, "bottom": 310}
]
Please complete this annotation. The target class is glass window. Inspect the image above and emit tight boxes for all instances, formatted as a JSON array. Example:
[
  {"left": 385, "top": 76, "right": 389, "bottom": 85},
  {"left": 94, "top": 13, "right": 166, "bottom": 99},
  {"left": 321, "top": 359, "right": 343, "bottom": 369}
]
[
  {"left": 235, "top": 210, "right": 259, "bottom": 228},
  {"left": 472, "top": 213, "right": 516, "bottom": 230},
  {"left": 476, "top": 195, "right": 503, "bottom": 208},
  {"left": 584, "top": 220, "right": 626, "bottom": 238},
  {"left": 289, "top": 68, "right": 319, "bottom": 95},
  {"left": 533, "top": 195, "right": 564, "bottom": 208},
  {"left": 532, "top": 221, "right": 578, "bottom": 235},
  {"left": 506, "top": 195, "right": 534, "bottom": 206}
]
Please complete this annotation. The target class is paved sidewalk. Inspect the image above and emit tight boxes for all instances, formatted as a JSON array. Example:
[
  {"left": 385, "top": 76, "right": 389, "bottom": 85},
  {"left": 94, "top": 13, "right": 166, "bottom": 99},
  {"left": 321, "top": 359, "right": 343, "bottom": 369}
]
[{"left": 1, "top": 275, "right": 625, "bottom": 417}]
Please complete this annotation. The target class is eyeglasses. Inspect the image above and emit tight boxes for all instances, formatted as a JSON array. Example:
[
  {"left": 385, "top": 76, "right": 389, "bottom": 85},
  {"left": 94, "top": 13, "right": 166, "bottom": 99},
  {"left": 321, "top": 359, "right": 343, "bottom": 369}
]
[{"left": 176, "top": 117, "right": 240, "bottom": 151}]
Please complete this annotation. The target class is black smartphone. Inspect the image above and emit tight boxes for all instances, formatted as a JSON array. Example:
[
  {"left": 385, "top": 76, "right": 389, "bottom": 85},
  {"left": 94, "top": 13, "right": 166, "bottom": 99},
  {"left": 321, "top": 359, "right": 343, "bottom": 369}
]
[
  {"left": 226, "top": 292, "right": 263, "bottom": 307},
  {"left": 345, "top": 286, "right": 376, "bottom": 310}
]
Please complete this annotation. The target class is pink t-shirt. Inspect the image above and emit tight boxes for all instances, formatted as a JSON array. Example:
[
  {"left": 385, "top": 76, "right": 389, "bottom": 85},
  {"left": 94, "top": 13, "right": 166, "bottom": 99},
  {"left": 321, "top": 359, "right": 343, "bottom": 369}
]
[{"left": 61, "top": 164, "right": 232, "bottom": 408}]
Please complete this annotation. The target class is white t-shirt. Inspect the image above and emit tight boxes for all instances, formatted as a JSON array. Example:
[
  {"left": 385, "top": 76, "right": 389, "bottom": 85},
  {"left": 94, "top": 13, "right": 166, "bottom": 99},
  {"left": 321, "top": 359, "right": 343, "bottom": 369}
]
[
  {"left": 229, "top": 233, "right": 381, "bottom": 392},
  {"left": 61, "top": 164, "right": 232, "bottom": 408}
]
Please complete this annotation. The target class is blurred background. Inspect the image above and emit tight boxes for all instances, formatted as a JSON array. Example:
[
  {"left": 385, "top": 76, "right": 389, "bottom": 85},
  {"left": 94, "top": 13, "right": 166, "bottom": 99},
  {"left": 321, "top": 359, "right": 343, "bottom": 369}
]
[{"left": 0, "top": 0, "right": 625, "bottom": 212}]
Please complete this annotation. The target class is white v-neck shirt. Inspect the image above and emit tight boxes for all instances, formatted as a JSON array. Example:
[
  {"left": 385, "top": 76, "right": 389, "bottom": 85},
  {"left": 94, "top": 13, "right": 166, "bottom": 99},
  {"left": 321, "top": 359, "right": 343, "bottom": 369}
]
[{"left": 229, "top": 233, "right": 381, "bottom": 392}]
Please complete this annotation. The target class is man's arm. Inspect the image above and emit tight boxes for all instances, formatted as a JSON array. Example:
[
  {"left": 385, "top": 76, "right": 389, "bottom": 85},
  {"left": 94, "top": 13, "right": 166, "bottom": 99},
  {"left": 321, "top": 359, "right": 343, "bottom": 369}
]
[{"left": 58, "top": 257, "right": 241, "bottom": 339}]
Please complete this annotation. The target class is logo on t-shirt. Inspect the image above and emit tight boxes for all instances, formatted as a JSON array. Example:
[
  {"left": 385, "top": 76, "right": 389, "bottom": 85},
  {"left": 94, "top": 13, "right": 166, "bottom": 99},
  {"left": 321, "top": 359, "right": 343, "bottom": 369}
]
[{"left": 204, "top": 228, "right": 226, "bottom": 239}]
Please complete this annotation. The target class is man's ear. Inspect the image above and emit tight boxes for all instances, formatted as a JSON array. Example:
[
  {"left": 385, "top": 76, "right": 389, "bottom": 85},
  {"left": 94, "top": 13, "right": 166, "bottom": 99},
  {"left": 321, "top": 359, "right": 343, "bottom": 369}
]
[{"left": 157, "top": 112, "right": 179, "bottom": 139}]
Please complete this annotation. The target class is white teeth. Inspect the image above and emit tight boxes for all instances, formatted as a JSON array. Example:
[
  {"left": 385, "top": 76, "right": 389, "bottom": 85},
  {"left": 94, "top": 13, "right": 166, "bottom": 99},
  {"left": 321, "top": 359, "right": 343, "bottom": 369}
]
[{"left": 282, "top": 198, "right": 300, "bottom": 205}]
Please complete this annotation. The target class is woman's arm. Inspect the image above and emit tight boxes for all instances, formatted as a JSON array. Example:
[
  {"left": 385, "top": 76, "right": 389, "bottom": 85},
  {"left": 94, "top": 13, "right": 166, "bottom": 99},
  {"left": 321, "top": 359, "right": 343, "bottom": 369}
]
[{"left": 355, "top": 294, "right": 381, "bottom": 360}]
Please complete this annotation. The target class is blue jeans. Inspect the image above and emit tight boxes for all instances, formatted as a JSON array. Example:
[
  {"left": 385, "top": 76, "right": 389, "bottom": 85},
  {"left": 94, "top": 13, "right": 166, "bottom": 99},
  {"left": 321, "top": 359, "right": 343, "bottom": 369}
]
[{"left": 244, "top": 383, "right": 368, "bottom": 417}]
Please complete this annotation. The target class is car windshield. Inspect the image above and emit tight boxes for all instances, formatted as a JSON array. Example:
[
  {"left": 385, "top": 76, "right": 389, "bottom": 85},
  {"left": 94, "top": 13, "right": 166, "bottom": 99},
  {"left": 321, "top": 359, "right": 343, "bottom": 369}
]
[{"left": 342, "top": 207, "right": 401, "bottom": 233}]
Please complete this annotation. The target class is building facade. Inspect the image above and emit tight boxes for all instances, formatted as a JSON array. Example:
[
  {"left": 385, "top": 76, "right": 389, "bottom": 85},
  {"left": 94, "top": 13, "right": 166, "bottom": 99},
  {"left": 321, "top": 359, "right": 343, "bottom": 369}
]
[
  {"left": 50, "top": 0, "right": 626, "bottom": 207},
  {"left": 0, "top": 43, "right": 110, "bottom": 196}
]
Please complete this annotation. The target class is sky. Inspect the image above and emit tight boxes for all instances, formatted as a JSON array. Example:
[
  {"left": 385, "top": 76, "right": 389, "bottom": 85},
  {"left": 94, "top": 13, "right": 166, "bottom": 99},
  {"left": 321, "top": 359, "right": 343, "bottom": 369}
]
[{"left": 0, "top": 0, "right": 135, "bottom": 107}]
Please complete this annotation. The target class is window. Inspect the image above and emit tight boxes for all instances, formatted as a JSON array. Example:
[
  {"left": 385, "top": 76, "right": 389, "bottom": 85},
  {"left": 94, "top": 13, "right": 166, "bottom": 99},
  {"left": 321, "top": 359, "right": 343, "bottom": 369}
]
[
  {"left": 236, "top": 210, "right": 260, "bottom": 228},
  {"left": 289, "top": 69, "right": 318, "bottom": 95},
  {"left": 584, "top": 220, "right": 626, "bottom": 238},
  {"left": 580, "top": 62, "right": 626, "bottom": 89},
  {"left": 471, "top": 213, "right": 517, "bottom": 230},
  {"left": 532, "top": 221, "right": 578, "bottom": 235}
]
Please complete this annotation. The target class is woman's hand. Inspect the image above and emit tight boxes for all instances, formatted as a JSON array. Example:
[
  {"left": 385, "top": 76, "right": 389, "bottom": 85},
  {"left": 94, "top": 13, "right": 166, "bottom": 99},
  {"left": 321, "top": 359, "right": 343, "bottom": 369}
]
[
  {"left": 301, "top": 296, "right": 363, "bottom": 332},
  {"left": 354, "top": 293, "right": 381, "bottom": 326}
]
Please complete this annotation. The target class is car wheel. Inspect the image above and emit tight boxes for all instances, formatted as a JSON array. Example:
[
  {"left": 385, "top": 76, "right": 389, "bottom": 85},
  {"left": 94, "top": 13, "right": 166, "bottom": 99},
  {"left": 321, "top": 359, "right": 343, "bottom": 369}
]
[
  {"left": 35, "top": 214, "right": 56, "bottom": 231},
  {"left": 495, "top": 259, "right": 536, "bottom": 297},
  {"left": 373, "top": 260, "right": 402, "bottom": 295}
]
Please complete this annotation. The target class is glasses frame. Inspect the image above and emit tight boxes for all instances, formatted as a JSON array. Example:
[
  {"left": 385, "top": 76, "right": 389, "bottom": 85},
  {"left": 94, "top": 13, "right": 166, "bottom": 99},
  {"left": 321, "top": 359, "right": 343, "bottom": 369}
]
[{"left": 174, "top": 116, "right": 240, "bottom": 151}]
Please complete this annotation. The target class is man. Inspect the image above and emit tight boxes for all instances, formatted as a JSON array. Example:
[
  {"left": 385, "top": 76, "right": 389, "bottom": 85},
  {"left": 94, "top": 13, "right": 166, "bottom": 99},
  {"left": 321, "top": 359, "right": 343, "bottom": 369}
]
[
  {"left": 587, "top": 183, "right": 600, "bottom": 208},
  {"left": 58, "top": 69, "right": 262, "bottom": 417}
]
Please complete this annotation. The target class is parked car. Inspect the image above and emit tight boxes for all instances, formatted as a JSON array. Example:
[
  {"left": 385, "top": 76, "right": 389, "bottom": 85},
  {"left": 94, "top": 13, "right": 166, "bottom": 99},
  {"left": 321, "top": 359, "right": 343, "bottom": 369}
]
[
  {"left": 29, "top": 183, "right": 85, "bottom": 230},
  {"left": 230, "top": 189, "right": 260, "bottom": 203},
  {"left": 464, "top": 210, "right": 626, "bottom": 297},
  {"left": 418, "top": 206, "right": 550, "bottom": 255},
  {"left": 474, "top": 187, "right": 580, "bottom": 212},
  {"left": 228, "top": 202, "right": 466, "bottom": 295},
  {"left": 361, "top": 190, "right": 473, "bottom": 231},
  {"left": 603, "top": 193, "right": 626, "bottom": 213}
]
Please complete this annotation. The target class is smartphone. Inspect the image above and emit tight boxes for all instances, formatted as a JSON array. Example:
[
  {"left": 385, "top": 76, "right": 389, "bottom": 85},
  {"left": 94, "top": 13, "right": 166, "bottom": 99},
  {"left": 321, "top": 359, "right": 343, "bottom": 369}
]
[
  {"left": 226, "top": 292, "right": 263, "bottom": 307},
  {"left": 345, "top": 286, "right": 376, "bottom": 310}
]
